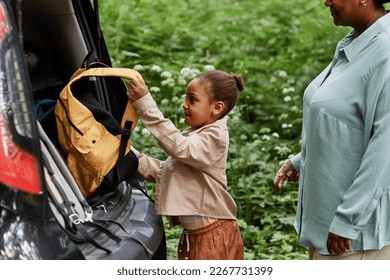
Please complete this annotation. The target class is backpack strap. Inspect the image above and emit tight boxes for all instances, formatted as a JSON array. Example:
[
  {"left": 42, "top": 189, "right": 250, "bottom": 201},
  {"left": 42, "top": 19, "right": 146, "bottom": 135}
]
[
  {"left": 87, "top": 119, "right": 134, "bottom": 207},
  {"left": 66, "top": 67, "right": 142, "bottom": 132},
  {"left": 117, "top": 120, "right": 133, "bottom": 180}
]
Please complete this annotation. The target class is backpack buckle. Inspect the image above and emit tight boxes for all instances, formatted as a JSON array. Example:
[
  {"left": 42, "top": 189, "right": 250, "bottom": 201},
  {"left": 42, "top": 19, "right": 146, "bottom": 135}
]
[
  {"left": 69, "top": 213, "right": 81, "bottom": 225},
  {"left": 84, "top": 207, "right": 94, "bottom": 222}
]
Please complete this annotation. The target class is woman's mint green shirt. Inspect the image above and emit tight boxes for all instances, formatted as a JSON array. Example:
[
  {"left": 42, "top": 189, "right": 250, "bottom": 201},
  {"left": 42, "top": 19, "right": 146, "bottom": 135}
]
[{"left": 290, "top": 13, "right": 390, "bottom": 255}]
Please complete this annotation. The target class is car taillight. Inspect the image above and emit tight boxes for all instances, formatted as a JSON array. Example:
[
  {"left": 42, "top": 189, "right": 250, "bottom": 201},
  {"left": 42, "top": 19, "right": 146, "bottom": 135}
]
[{"left": 0, "top": 2, "right": 42, "bottom": 195}]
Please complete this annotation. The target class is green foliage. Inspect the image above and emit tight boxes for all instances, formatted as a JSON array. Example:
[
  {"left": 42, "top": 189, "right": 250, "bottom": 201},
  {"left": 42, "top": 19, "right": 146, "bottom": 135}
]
[{"left": 100, "top": 0, "right": 349, "bottom": 259}]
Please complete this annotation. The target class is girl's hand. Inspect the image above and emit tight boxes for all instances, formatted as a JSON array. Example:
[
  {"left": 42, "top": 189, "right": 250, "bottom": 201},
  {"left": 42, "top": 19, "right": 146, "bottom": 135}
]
[
  {"left": 273, "top": 160, "right": 299, "bottom": 189},
  {"left": 127, "top": 76, "right": 149, "bottom": 102}
]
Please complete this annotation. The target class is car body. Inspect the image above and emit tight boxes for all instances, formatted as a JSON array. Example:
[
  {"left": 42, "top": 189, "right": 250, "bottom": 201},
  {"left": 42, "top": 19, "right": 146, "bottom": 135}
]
[{"left": 0, "top": 0, "right": 166, "bottom": 260}]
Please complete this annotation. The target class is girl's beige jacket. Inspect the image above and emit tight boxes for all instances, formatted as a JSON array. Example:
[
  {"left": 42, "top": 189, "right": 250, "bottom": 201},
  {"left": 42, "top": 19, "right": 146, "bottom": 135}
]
[{"left": 131, "top": 93, "right": 237, "bottom": 226}]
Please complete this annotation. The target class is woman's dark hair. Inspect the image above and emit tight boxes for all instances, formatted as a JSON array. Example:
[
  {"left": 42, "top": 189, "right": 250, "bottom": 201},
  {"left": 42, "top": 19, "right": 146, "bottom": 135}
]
[{"left": 196, "top": 70, "right": 244, "bottom": 117}]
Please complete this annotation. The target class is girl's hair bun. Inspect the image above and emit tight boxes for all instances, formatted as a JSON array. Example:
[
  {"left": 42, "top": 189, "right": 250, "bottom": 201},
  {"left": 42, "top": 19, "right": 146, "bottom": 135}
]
[{"left": 232, "top": 74, "right": 245, "bottom": 92}]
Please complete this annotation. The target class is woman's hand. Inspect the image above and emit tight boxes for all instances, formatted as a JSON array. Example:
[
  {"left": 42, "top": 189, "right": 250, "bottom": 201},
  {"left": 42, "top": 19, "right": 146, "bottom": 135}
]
[
  {"left": 273, "top": 160, "right": 299, "bottom": 189},
  {"left": 127, "top": 76, "right": 149, "bottom": 102},
  {"left": 326, "top": 232, "right": 351, "bottom": 255}
]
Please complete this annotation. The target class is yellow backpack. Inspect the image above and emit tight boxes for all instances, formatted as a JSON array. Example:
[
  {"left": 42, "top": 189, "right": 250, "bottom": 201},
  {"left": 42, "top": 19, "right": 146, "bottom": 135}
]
[{"left": 54, "top": 66, "right": 141, "bottom": 201}]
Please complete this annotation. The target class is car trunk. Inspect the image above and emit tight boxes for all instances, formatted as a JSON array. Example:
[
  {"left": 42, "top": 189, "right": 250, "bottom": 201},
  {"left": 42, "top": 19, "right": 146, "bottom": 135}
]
[{"left": 0, "top": 0, "right": 166, "bottom": 260}]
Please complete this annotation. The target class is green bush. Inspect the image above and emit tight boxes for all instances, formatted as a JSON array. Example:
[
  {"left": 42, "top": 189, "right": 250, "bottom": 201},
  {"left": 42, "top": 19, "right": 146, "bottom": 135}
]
[{"left": 100, "top": 0, "right": 348, "bottom": 259}]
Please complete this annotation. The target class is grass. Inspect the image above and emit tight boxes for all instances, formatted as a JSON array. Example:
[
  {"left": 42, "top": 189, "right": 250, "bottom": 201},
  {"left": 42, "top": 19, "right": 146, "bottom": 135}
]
[{"left": 99, "top": 0, "right": 349, "bottom": 259}]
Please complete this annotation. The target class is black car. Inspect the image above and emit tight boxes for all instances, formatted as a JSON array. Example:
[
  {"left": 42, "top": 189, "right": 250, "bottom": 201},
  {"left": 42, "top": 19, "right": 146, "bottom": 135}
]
[{"left": 0, "top": 0, "right": 166, "bottom": 260}]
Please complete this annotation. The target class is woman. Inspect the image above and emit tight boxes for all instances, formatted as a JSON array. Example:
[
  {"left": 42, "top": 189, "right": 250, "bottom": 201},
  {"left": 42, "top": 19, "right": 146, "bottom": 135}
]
[{"left": 274, "top": 0, "right": 390, "bottom": 260}]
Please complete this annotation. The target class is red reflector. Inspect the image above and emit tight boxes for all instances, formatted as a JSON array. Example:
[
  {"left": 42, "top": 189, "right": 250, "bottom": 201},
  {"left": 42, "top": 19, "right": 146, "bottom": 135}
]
[
  {"left": 0, "top": 2, "right": 10, "bottom": 41},
  {"left": 0, "top": 114, "right": 42, "bottom": 195}
]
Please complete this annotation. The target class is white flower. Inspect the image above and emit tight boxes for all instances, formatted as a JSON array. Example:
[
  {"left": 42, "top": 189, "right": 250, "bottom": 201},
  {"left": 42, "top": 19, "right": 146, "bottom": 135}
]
[
  {"left": 180, "top": 67, "right": 192, "bottom": 76},
  {"left": 133, "top": 64, "right": 145, "bottom": 71},
  {"left": 190, "top": 69, "right": 200, "bottom": 77},
  {"left": 290, "top": 105, "right": 299, "bottom": 113},
  {"left": 287, "top": 78, "right": 295, "bottom": 85},
  {"left": 180, "top": 67, "right": 200, "bottom": 79},
  {"left": 281, "top": 123, "right": 293, "bottom": 129},
  {"left": 150, "top": 86, "right": 161, "bottom": 93},
  {"left": 272, "top": 132, "right": 280, "bottom": 138},
  {"left": 277, "top": 70, "right": 288, "bottom": 78},
  {"left": 282, "top": 86, "right": 295, "bottom": 94},
  {"left": 161, "top": 78, "right": 175, "bottom": 87},
  {"left": 150, "top": 64, "right": 162, "bottom": 73},
  {"left": 284, "top": 96, "right": 292, "bottom": 102},
  {"left": 161, "top": 71, "right": 172, "bottom": 78},
  {"left": 178, "top": 77, "right": 187, "bottom": 85},
  {"left": 172, "top": 96, "right": 179, "bottom": 103},
  {"left": 204, "top": 65, "right": 215, "bottom": 71},
  {"left": 262, "top": 135, "right": 271, "bottom": 141},
  {"left": 161, "top": 99, "right": 169, "bottom": 105}
]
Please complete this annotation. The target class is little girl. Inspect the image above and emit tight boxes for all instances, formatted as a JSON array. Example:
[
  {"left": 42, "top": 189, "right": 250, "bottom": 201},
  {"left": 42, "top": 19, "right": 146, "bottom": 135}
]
[{"left": 127, "top": 70, "right": 244, "bottom": 260}]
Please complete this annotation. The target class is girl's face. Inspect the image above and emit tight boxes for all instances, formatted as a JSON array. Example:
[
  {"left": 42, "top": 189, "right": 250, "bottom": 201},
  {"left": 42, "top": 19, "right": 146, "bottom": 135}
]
[{"left": 182, "top": 78, "right": 222, "bottom": 129}]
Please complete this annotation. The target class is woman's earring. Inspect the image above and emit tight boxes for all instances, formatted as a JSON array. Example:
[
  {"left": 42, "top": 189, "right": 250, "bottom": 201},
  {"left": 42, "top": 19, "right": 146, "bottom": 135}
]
[{"left": 361, "top": 0, "right": 367, "bottom": 6}]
